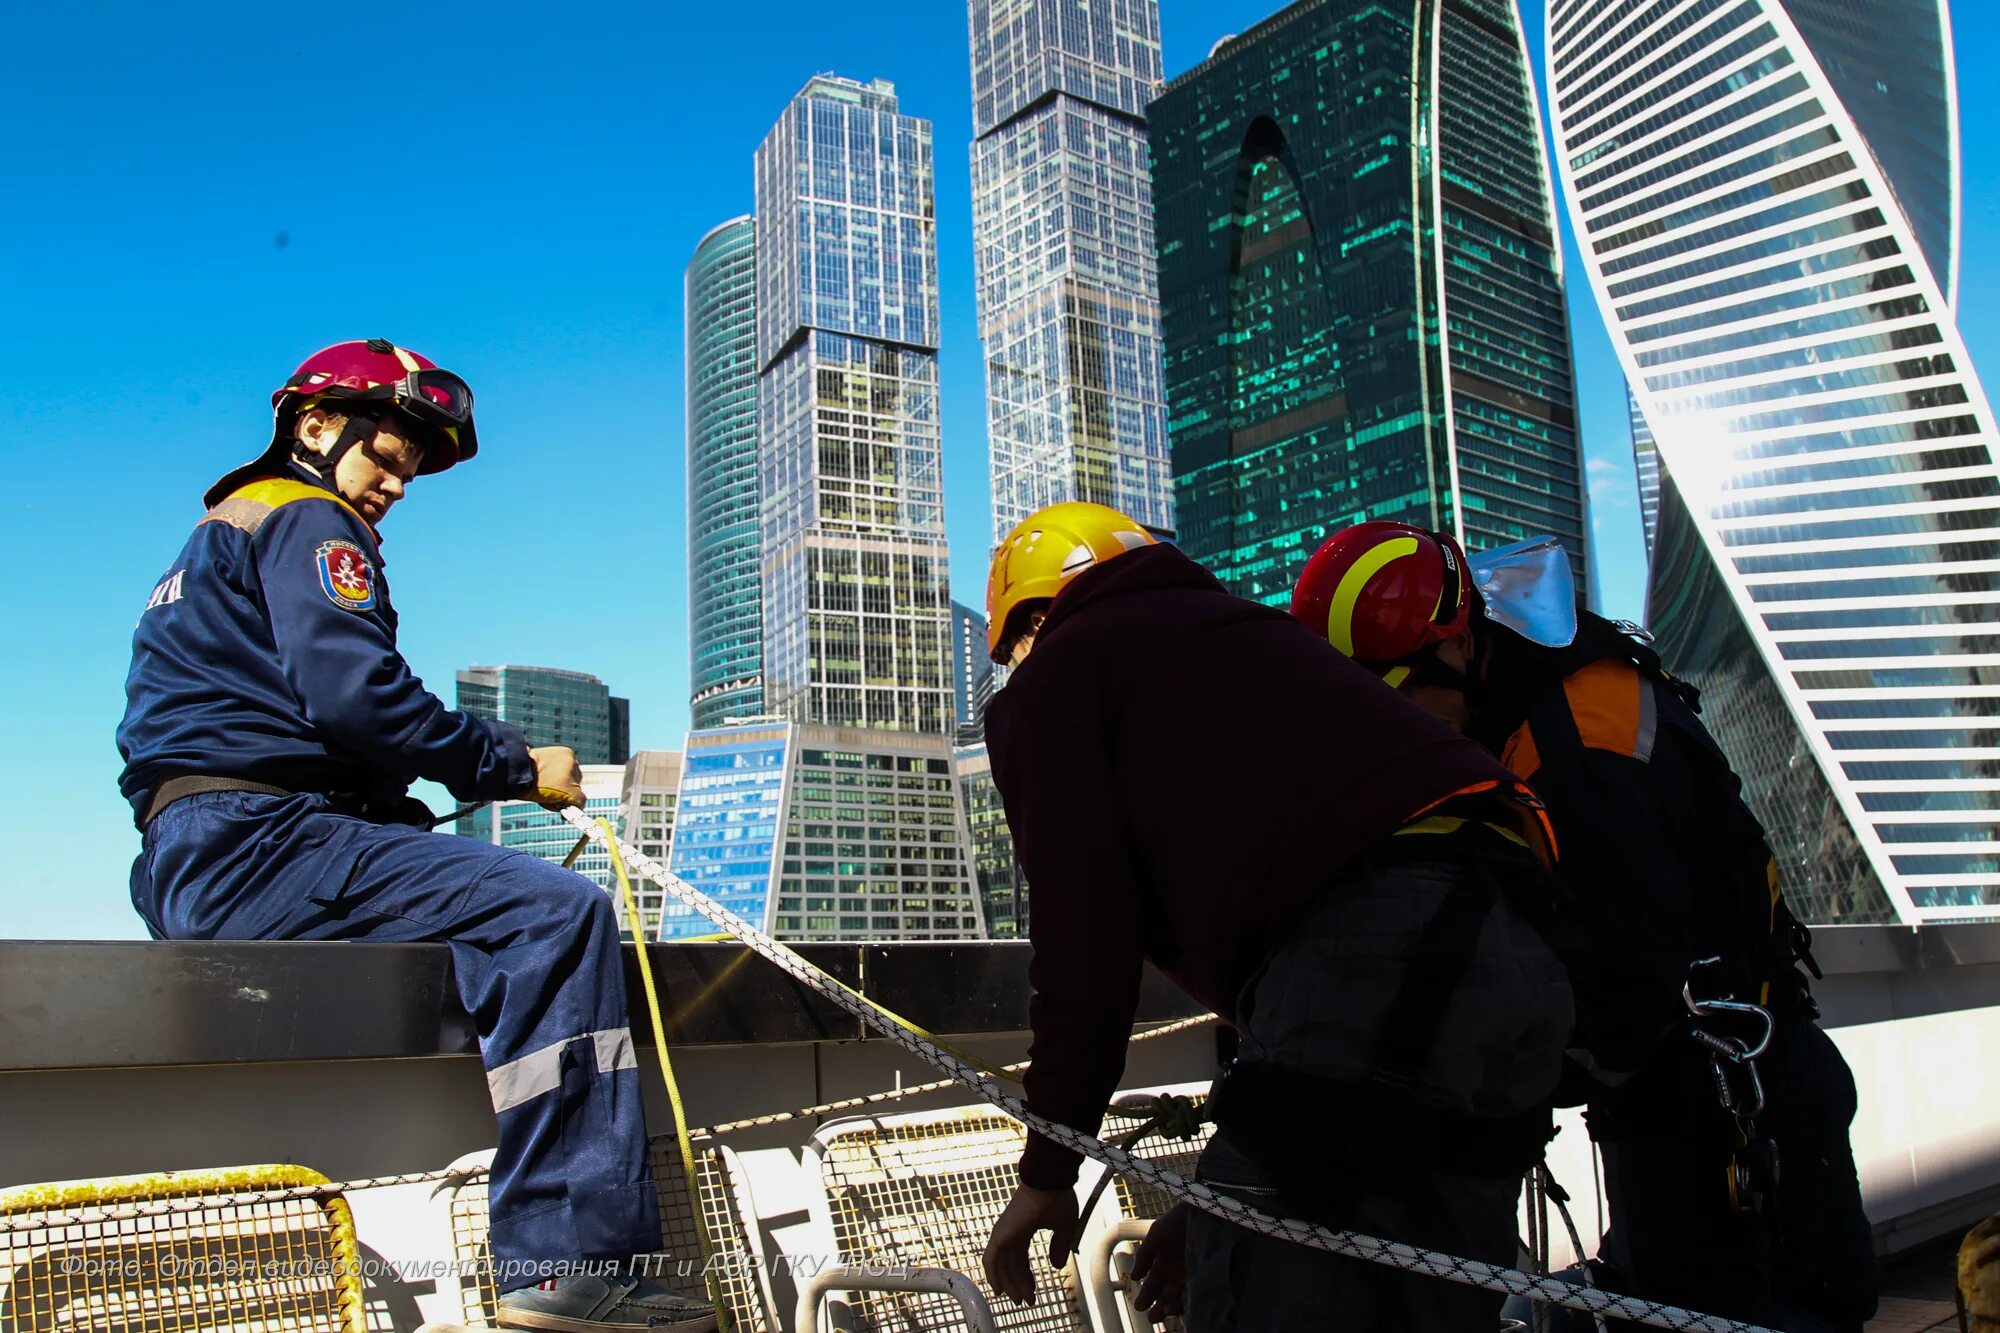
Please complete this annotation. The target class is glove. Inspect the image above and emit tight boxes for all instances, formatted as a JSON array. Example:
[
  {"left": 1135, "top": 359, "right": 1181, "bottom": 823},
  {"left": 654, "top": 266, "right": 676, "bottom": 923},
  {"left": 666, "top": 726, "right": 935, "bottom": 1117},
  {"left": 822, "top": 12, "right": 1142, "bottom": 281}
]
[{"left": 526, "top": 746, "right": 585, "bottom": 810}]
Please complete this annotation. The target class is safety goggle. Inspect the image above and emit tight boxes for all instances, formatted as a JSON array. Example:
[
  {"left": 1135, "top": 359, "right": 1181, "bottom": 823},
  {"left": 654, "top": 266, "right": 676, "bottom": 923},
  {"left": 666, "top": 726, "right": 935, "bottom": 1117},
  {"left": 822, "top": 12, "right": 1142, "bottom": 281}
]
[{"left": 360, "top": 368, "right": 473, "bottom": 430}]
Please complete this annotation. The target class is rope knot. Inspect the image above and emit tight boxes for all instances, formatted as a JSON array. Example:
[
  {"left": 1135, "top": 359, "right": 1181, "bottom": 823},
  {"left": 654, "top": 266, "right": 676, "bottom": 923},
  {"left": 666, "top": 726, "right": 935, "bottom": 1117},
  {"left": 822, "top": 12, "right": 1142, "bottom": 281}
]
[{"left": 1111, "top": 1092, "right": 1208, "bottom": 1143}]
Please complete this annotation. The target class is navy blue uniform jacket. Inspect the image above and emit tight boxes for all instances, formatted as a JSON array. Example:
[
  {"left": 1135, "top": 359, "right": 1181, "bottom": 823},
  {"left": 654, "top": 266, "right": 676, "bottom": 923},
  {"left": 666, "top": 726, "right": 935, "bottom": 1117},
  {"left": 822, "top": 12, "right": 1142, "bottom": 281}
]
[{"left": 118, "top": 468, "right": 535, "bottom": 822}]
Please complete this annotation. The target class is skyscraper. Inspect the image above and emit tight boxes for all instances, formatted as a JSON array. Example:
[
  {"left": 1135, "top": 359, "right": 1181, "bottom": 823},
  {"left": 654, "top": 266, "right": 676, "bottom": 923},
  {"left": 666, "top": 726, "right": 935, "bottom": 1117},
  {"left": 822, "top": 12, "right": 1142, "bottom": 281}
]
[
  {"left": 1150, "top": 0, "right": 1584, "bottom": 607},
  {"left": 968, "top": 0, "right": 1177, "bottom": 541},
  {"left": 1630, "top": 386, "right": 1661, "bottom": 557},
  {"left": 949, "top": 599, "right": 995, "bottom": 747},
  {"left": 754, "top": 76, "right": 955, "bottom": 735},
  {"left": 954, "top": 742, "right": 1026, "bottom": 938},
  {"left": 1549, "top": 0, "right": 1999, "bottom": 922},
  {"left": 455, "top": 665, "right": 629, "bottom": 764},
  {"left": 659, "top": 721, "right": 983, "bottom": 942},
  {"left": 687, "top": 217, "right": 766, "bottom": 731},
  {"left": 618, "top": 749, "right": 683, "bottom": 940}
]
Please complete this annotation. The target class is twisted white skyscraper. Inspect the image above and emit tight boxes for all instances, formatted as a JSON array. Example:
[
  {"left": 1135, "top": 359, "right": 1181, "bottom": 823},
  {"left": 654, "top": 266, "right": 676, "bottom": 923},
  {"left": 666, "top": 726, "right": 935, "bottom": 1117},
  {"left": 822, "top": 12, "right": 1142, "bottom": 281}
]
[{"left": 1549, "top": 0, "right": 1997, "bottom": 923}]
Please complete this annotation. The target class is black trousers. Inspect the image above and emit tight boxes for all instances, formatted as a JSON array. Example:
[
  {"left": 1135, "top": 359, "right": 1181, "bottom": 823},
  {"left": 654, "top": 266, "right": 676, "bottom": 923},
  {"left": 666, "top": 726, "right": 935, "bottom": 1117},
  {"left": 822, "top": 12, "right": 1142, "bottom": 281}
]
[{"left": 1595, "top": 1018, "right": 1877, "bottom": 1331}]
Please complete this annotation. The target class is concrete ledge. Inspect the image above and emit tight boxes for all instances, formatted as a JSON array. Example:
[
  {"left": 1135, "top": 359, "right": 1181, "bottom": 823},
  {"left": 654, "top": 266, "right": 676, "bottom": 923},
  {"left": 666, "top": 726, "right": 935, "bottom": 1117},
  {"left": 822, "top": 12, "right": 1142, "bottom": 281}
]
[
  {"left": 0, "top": 940, "right": 1204, "bottom": 1071},
  {"left": 3, "top": 925, "right": 1994, "bottom": 1072}
]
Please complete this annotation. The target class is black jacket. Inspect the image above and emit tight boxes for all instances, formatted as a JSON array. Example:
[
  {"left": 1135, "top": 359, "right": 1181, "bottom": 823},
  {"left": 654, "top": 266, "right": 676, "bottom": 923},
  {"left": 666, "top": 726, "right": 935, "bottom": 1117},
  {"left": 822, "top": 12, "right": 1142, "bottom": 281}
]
[
  {"left": 986, "top": 543, "right": 1527, "bottom": 1187},
  {"left": 1474, "top": 613, "right": 1810, "bottom": 1084}
]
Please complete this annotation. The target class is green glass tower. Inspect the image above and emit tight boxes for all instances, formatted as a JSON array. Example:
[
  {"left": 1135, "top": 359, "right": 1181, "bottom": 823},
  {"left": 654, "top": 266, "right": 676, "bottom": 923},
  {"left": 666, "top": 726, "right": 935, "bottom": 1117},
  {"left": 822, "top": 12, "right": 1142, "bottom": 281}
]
[
  {"left": 1150, "top": 0, "right": 1583, "bottom": 606},
  {"left": 686, "top": 216, "right": 765, "bottom": 730}
]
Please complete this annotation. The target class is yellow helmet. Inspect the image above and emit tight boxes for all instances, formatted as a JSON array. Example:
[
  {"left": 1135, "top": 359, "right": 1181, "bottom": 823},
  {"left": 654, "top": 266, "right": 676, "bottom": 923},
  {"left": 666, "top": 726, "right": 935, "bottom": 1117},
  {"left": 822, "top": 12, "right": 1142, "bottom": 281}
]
[{"left": 986, "top": 501, "right": 1156, "bottom": 661}]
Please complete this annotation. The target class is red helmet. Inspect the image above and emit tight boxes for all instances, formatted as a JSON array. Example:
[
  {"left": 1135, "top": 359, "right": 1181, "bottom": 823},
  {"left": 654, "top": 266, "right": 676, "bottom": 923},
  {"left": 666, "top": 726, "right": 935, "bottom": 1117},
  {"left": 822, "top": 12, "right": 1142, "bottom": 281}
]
[
  {"left": 1290, "top": 521, "right": 1474, "bottom": 685},
  {"left": 206, "top": 339, "right": 479, "bottom": 507},
  {"left": 271, "top": 339, "right": 478, "bottom": 471}
]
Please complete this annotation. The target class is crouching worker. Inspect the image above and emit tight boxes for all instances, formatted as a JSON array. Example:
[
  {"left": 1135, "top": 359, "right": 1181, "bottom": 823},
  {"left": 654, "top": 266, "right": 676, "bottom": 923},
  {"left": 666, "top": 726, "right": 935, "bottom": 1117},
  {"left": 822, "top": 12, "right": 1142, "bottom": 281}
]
[
  {"left": 117, "top": 340, "right": 716, "bottom": 1332},
  {"left": 976, "top": 502, "right": 1574, "bottom": 1332},
  {"left": 1292, "top": 523, "right": 1877, "bottom": 1331}
]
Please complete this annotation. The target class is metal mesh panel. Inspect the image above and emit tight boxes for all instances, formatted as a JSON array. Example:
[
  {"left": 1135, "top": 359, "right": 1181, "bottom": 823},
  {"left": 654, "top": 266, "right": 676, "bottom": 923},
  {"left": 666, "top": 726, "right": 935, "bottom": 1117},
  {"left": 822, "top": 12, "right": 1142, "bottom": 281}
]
[
  {"left": 812, "top": 1108, "right": 1083, "bottom": 1333},
  {"left": 0, "top": 1168, "right": 362, "bottom": 1333},
  {"left": 1097, "top": 1086, "right": 1212, "bottom": 1333},
  {"left": 443, "top": 1140, "right": 769, "bottom": 1331}
]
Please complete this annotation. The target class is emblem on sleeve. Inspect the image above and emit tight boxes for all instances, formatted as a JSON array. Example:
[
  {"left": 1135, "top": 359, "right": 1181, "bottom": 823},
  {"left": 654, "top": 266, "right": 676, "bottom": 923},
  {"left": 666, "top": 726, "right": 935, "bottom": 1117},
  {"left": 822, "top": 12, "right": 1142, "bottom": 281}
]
[{"left": 315, "top": 540, "right": 378, "bottom": 612}]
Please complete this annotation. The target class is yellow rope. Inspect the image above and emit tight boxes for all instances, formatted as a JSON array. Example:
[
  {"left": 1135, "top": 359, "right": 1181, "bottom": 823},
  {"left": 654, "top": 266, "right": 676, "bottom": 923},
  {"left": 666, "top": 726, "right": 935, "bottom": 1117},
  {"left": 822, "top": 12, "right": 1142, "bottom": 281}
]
[
  {"left": 601, "top": 819, "right": 731, "bottom": 1333},
  {"left": 588, "top": 823, "right": 1016, "bottom": 1083}
]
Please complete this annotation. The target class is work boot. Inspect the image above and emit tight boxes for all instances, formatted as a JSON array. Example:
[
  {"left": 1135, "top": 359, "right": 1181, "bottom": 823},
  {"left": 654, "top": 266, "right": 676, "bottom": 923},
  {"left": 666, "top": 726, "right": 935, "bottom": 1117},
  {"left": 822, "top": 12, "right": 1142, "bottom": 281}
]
[{"left": 495, "top": 1272, "right": 718, "bottom": 1331}]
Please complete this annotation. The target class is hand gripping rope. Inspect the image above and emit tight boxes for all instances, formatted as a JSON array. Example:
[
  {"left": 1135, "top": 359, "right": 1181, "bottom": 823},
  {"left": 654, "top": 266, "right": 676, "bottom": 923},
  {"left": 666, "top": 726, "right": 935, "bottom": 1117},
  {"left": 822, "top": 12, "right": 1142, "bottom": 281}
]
[{"left": 558, "top": 808, "right": 1780, "bottom": 1333}]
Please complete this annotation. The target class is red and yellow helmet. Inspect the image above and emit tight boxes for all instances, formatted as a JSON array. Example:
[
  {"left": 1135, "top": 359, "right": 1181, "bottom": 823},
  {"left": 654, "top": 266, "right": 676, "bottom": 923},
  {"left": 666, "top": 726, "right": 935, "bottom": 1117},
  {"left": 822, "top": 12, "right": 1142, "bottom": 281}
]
[
  {"left": 986, "top": 501, "right": 1155, "bottom": 661},
  {"left": 1290, "top": 521, "right": 1474, "bottom": 686}
]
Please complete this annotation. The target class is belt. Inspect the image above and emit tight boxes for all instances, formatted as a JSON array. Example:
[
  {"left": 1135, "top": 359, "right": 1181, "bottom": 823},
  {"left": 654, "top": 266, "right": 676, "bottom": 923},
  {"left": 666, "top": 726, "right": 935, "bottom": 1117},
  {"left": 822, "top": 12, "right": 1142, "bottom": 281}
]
[{"left": 142, "top": 775, "right": 293, "bottom": 827}]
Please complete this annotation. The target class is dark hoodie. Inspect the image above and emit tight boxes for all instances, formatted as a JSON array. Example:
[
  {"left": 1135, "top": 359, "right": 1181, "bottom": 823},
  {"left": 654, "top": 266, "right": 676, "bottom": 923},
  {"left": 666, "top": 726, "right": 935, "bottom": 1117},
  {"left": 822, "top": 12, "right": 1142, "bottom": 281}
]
[{"left": 985, "top": 542, "right": 1525, "bottom": 1187}]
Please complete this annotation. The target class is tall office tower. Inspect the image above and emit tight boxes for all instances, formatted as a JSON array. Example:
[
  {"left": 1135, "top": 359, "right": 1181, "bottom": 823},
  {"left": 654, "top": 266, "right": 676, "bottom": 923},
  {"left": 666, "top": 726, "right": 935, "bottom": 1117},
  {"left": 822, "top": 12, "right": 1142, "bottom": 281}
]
[
  {"left": 949, "top": 600, "right": 995, "bottom": 747},
  {"left": 1631, "top": 386, "right": 1662, "bottom": 557},
  {"left": 457, "top": 764, "right": 627, "bottom": 923},
  {"left": 608, "top": 698, "right": 630, "bottom": 771},
  {"left": 954, "top": 742, "right": 1027, "bottom": 938},
  {"left": 659, "top": 721, "right": 983, "bottom": 942},
  {"left": 968, "top": 0, "right": 1177, "bottom": 541},
  {"left": 619, "top": 750, "right": 683, "bottom": 940},
  {"left": 1549, "top": 0, "right": 1998, "bottom": 923},
  {"left": 754, "top": 77, "right": 956, "bottom": 735},
  {"left": 688, "top": 216, "right": 766, "bottom": 730},
  {"left": 455, "top": 665, "right": 628, "bottom": 763},
  {"left": 1150, "top": 0, "right": 1584, "bottom": 607}
]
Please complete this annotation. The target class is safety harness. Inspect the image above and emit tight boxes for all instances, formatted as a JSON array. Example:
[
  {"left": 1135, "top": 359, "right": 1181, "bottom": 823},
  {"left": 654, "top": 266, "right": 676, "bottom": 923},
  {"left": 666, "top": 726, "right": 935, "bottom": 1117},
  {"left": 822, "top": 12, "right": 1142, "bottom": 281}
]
[
  {"left": 1508, "top": 616, "right": 1821, "bottom": 1216},
  {"left": 1206, "top": 818, "right": 1559, "bottom": 1222}
]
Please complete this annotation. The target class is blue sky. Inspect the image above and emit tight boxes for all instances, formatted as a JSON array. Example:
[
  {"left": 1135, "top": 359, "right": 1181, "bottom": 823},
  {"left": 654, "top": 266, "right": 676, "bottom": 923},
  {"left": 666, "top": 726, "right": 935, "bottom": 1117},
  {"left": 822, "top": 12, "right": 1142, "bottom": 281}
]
[{"left": 4, "top": 2, "right": 1997, "bottom": 939}]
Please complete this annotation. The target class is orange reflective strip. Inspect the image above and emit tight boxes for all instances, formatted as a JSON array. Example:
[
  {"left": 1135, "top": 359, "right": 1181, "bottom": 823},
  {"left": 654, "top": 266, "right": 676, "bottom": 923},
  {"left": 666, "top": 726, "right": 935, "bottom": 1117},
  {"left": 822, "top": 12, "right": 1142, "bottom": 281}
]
[
  {"left": 1402, "top": 778, "right": 1557, "bottom": 870},
  {"left": 1501, "top": 721, "right": 1543, "bottom": 781},
  {"left": 1560, "top": 660, "right": 1656, "bottom": 762}
]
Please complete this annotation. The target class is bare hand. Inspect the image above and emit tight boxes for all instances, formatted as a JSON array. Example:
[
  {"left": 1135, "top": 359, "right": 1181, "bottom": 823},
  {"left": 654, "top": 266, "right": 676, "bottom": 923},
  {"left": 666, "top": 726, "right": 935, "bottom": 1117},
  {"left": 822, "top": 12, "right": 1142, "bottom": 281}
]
[
  {"left": 1130, "top": 1201, "right": 1190, "bottom": 1318},
  {"left": 982, "top": 1184, "right": 1077, "bottom": 1307},
  {"left": 526, "top": 746, "right": 584, "bottom": 809}
]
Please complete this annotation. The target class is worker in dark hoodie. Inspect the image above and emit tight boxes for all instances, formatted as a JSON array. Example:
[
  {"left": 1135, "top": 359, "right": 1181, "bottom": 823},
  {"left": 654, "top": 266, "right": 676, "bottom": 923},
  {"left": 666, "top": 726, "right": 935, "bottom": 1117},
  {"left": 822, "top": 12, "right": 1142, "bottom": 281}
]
[{"left": 975, "top": 501, "right": 1575, "bottom": 1333}]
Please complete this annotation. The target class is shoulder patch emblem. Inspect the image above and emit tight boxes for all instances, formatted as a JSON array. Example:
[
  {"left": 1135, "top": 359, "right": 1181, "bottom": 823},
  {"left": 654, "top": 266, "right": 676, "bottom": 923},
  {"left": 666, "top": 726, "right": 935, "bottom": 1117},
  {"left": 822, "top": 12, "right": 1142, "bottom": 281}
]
[{"left": 315, "top": 540, "right": 378, "bottom": 612}]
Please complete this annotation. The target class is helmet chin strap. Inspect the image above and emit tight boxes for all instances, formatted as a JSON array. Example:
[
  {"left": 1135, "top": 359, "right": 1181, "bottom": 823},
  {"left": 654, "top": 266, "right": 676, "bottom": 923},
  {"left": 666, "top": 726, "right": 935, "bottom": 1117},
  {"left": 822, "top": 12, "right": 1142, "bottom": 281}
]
[{"left": 290, "top": 407, "right": 381, "bottom": 478}]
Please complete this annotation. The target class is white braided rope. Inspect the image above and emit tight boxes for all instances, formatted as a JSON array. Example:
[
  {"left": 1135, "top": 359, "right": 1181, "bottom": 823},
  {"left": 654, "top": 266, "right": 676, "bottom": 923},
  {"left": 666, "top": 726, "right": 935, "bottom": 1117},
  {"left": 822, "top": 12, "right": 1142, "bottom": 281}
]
[{"left": 564, "top": 808, "right": 1777, "bottom": 1333}]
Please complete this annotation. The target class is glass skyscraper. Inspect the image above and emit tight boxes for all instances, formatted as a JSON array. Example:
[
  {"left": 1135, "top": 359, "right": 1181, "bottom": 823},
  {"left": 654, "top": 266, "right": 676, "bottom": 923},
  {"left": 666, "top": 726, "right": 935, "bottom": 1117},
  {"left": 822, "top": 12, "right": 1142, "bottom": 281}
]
[
  {"left": 954, "top": 742, "right": 1026, "bottom": 938},
  {"left": 660, "top": 722, "right": 983, "bottom": 942},
  {"left": 619, "top": 749, "right": 683, "bottom": 940},
  {"left": 1149, "top": 0, "right": 1584, "bottom": 607},
  {"left": 1550, "top": 0, "right": 1999, "bottom": 922},
  {"left": 1631, "top": 385, "right": 1661, "bottom": 556},
  {"left": 454, "top": 665, "right": 629, "bottom": 764},
  {"left": 687, "top": 216, "right": 765, "bottom": 731},
  {"left": 949, "top": 599, "right": 994, "bottom": 748},
  {"left": 754, "top": 77, "right": 956, "bottom": 734},
  {"left": 968, "top": 0, "right": 1176, "bottom": 541}
]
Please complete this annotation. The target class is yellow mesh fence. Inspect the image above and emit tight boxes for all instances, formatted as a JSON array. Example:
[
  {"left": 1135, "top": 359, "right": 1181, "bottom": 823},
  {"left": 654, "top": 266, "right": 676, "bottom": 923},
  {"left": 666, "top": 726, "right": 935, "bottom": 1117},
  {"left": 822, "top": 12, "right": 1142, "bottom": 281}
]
[
  {"left": 0, "top": 1166, "right": 364, "bottom": 1333},
  {"left": 443, "top": 1139, "right": 769, "bottom": 1331},
  {"left": 814, "top": 1108, "right": 1083, "bottom": 1333}
]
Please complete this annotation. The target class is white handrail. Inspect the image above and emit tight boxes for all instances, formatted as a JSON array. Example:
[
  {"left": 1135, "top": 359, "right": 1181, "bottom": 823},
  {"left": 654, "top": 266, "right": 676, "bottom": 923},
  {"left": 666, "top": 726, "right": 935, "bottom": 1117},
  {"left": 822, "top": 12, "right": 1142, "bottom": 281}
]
[{"left": 792, "top": 1263, "right": 998, "bottom": 1333}]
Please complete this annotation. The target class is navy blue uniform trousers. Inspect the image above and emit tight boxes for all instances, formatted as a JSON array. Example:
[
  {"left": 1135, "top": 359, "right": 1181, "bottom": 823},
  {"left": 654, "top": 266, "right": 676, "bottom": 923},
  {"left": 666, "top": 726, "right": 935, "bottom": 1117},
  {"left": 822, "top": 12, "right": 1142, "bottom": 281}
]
[{"left": 131, "top": 791, "right": 660, "bottom": 1290}]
